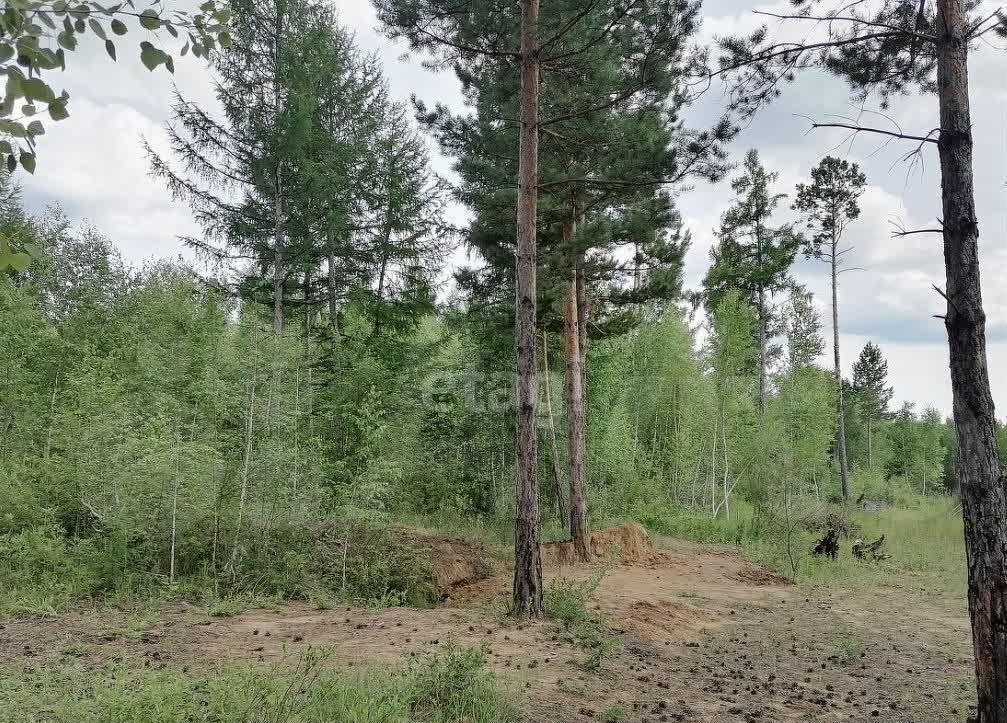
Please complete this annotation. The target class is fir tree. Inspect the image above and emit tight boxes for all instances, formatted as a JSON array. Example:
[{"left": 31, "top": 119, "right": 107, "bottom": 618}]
[
  {"left": 852, "top": 341, "right": 894, "bottom": 469},
  {"left": 703, "top": 150, "right": 800, "bottom": 414}
]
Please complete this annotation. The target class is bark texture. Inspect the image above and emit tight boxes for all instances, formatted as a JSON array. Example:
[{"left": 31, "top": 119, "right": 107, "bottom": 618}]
[
  {"left": 936, "top": 1, "right": 1007, "bottom": 719},
  {"left": 542, "top": 333, "right": 568, "bottom": 528},
  {"left": 565, "top": 262, "right": 590, "bottom": 561},
  {"left": 757, "top": 288, "right": 767, "bottom": 414},
  {"left": 511, "top": 0, "right": 544, "bottom": 618},
  {"left": 327, "top": 249, "right": 339, "bottom": 336},
  {"left": 832, "top": 249, "right": 851, "bottom": 501}
]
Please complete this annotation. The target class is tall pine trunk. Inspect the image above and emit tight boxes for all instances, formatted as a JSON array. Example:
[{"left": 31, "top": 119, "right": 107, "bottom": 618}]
[
  {"left": 271, "top": 1, "right": 285, "bottom": 336},
  {"left": 832, "top": 244, "right": 851, "bottom": 501},
  {"left": 272, "top": 190, "right": 284, "bottom": 335},
  {"left": 542, "top": 332, "right": 568, "bottom": 528},
  {"left": 327, "top": 248, "right": 339, "bottom": 336},
  {"left": 565, "top": 262, "right": 590, "bottom": 561},
  {"left": 757, "top": 288, "right": 767, "bottom": 414},
  {"left": 512, "top": 0, "right": 544, "bottom": 618},
  {"left": 936, "top": 1, "right": 1007, "bottom": 719}
]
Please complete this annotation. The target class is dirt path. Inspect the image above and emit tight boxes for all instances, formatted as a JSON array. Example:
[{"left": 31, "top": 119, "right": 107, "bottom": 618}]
[{"left": 0, "top": 532, "right": 974, "bottom": 723}]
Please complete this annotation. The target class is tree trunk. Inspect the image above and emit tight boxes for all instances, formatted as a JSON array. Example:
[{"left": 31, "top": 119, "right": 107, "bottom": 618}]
[
  {"left": 229, "top": 326, "right": 258, "bottom": 576},
  {"left": 302, "top": 269, "right": 312, "bottom": 340},
  {"left": 511, "top": 0, "right": 544, "bottom": 618},
  {"left": 327, "top": 249, "right": 339, "bottom": 336},
  {"left": 565, "top": 265, "right": 590, "bottom": 561},
  {"left": 832, "top": 248, "right": 851, "bottom": 501},
  {"left": 936, "top": 2, "right": 1007, "bottom": 719},
  {"left": 757, "top": 288, "right": 768, "bottom": 414},
  {"left": 271, "top": 2, "right": 285, "bottom": 336},
  {"left": 272, "top": 217, "right": 284, "bottom": 335},
  {"left": 542, "top": 332, "right": 567, "bottom": 529}
]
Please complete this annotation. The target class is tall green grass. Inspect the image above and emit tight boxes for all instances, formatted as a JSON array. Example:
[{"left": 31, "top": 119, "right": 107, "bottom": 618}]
[{"left": 0, "top": 644, "right": 514, "bottom": 723}]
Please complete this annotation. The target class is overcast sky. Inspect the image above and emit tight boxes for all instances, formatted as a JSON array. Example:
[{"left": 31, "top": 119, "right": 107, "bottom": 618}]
[{"left": 17, "top": 0, "right": 1006, "bottom": 416}]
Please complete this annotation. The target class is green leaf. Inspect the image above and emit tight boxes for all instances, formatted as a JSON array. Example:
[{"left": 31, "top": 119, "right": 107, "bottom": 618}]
[
  {"left": 5, "top": 153, "right": 14, "bottom": 173},
  {"left": 22, "top": 242, "right": 41, "bottom": 259},
  {"left": 48, "top": 99, "right": 69, "bottom": 121},
  {"left": 21, "top": 77, "right": 54, "bottom": 103},
  {"left": 26, "top": 119, "right": 43, "bottom": 135},
  {"left": 7, "top": 251, "right": 32, "bottom": 271},
  {"left": 218, "top": 30, "right": 231, "bottom": 49},
  {"left": 88, "top": 18, "right": 106, "bottom": 39},
  {"left": 138, "top": 9, "right": 160, "bottom": 30},
  {"left": 105, "top": 38, "right": 115, "bottom": 60},
  {"left": 164, "top": 54, "right": 174, "bottom": 74},
  {"left": 57, "top": 29, "right": 77, "bottom": 51},
  {"left": 0, "top": 141, "right": 12, "bottom": 154},
  {"left": 74, "top": 17, "right": 85, "bottom": 33},
  {"left": 21, "top": 104, "right": 36, "bottom": 116},
  {"left": 5, "top": 73, "right": 23, "bottom": 100},
  {"left": 139, "top": 40, "right": 160, "bottom": 70},
  {"left": 0, "top": 120, "right": 26, "bottom": 137},
  {"left": 110, "top": 18, "right": 127, "bottom": 35},
  {"left": 0, "top": 44, "right": 14, "bottom": 64},
  {"left": 18, "top": 150, "right": 35, "bottom": 174}
]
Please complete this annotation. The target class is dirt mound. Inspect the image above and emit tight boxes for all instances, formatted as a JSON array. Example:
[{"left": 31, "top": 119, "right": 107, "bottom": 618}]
[
  {"left": 400, "top": 533, "right": 497, "bottom": 593},
  {"left": 542, "top": 523, "right": 657, "bottom": 567}
]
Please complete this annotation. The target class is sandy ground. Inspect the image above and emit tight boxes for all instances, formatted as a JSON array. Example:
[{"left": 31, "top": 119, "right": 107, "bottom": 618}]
[{"left": 0, "top": 531, "right": 975, "bottom": 723}]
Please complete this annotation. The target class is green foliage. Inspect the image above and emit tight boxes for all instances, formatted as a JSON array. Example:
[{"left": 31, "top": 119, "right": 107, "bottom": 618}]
[
  {"left": 545, "top": 570, "right": 622, "bottom": 671},
  {"left": 0, "top": 645, "right": 512, "bottom": 723},
  {"left": 0, "top": 1, "right": 230, "bottom": 173},
  {"left": 831, "top": 628, "right": 865, "bottom": 665},
  {"left": 703, "top": 149, "right": 800, "bottom": 336},
  {"left": 545, "top": 572, "right": 604, "bottom": 630},
  {"left": 408, "top": 644, "right": 514, "bottom": 723}
]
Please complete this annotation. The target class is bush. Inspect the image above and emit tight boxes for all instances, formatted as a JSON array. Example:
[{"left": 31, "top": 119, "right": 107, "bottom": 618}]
[
  {"left": 0, "top": 526, "right": 134, "bottom": 614},
  {"left": 545, "top": 574, "right": 602, "bottom": 629},
  {"left": 408, "top": 644, "right": 513, "bottom": 723},
  {"left": 545, "top": 571, "right": 622, "bottom": 671}
]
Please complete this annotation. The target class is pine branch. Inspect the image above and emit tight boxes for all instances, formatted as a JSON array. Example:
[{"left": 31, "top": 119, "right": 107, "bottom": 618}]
[{"left": 752, "top": 10, "right": 937, "bottom": 42}]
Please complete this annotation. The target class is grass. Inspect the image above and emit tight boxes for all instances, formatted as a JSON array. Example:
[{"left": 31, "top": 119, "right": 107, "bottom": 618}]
[
  {"left": 544, "top": 569, "right": 622, "bottom": 672},
  {"left": 0, "top": 644, "right": 515, "bottom": 723},
  {"left": 831, "top": 626, "right": 865, "bottom": 665},
  {"left": 638, "top": 495, "right": 966, "bottom": 595}
]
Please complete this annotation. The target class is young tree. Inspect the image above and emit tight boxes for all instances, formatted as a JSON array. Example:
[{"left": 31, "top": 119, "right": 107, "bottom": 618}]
[
  {"left": 784, "top": 285, "right": 825, "bottom": 371},
  {"left": 703, "top": 150, "right": 800, "bottom": 413},
  {"left": 794, "top": 156, "right": 867, "bottom": 501},
  {"left": 851, "top": 341, "right": 894, "bottom": 468},
  {"left": 713, "top": 0, "right": 1007, "bottom": 710}
]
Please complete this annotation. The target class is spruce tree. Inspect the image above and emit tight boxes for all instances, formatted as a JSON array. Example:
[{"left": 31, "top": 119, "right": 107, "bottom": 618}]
[
  {"left": 794, "top": 156, "right": 867, "bottom": 501},
  {"left": 703, "top": 150, "right": 800, "bottom": 414},
  {"left": 852, "top": 341, "right": 894, "bottom": 469}
]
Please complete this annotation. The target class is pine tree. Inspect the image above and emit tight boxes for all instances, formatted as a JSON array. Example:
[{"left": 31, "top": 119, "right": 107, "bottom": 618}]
[
  {"left": 794, "top": 156, "right": 867, "bottom": 501},
  {"left": 414, "top": 0, "right": 730, "bottom": 560},
  {"left": 703, "top": 150, "right": 800, "bottom": 414}
]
